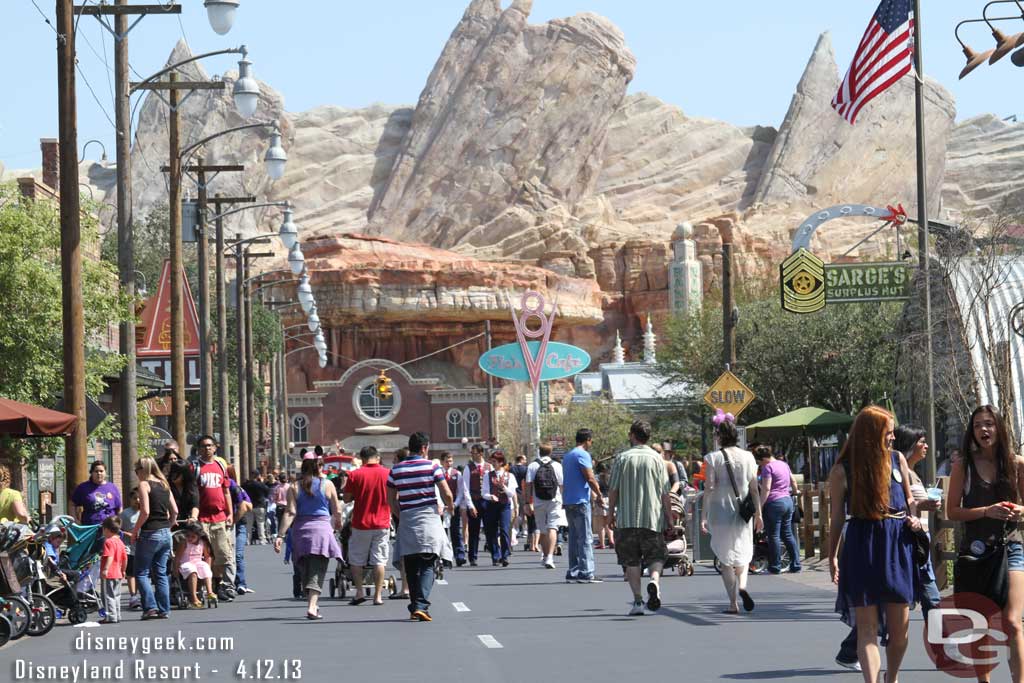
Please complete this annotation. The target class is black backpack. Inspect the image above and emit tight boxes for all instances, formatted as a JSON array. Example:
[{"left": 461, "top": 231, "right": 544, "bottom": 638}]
[{"left": 533, "top": 460, "right": 558, "bottom": 501}]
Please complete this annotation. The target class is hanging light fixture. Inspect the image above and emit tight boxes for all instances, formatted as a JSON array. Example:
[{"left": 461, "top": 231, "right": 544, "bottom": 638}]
[
  {"left": 232, "top": 47, "right": 260, "bottom": 118},
  {"left": 279, "top": 205, "right": 298, "bottom": 250},
  {"left": 264, "top": 126, "right": 287, "bottom": 180},
  {"left": 287, "top": 242, "right": 305, "bottom": 276},
  {"left": 204, "top": 0, "right": 240, "bottom": 35}
]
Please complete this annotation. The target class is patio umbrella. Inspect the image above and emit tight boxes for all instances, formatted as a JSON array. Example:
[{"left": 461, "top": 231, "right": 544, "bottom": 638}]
[
  {"left": 745, "top": 406, "right": 853, "bottom": 440},
  {"left": 0, "top": 396, "right": 77, "bottom": 437}
]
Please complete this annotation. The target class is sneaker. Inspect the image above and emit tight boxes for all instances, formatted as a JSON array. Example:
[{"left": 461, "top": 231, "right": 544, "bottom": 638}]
[
  {"left": 543, "top": 556, "right": 555, "bottom": 569},
  {"left": 646, "top": 582, "right": 661, "bottom": 611},
  {"left": 628, "top": 600, "right": 644, "bottom": 616},
  {"left": 128, "top": 597, "right": 141, "bottom": 610},
  {"left": 577, "top": 576, "right": 604, "bottom": 584},
  {"left": 835, "top": 658, "right": 861, "bottom": 672},
  {"left": 411, "top": 610, "right": 432, "bottom": 622}
]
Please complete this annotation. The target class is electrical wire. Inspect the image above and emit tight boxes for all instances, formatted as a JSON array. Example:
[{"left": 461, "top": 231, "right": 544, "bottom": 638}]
[{"left": 29, "top": 0, "right": 56, "bottom": 34}]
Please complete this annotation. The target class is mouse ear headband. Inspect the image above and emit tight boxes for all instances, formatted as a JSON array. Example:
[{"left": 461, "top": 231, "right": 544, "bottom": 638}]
[{"left": 711, "top": 409, "right": 735, "bottom": 427}]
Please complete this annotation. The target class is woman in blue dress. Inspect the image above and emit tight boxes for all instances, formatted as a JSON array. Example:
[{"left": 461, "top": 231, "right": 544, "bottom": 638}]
[{"left": 827, "top": 405, "right": 920, "bottom": 683}]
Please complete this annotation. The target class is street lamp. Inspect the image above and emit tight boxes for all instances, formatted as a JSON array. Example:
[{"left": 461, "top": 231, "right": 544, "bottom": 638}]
[
  {"left": 955, "top": 10, "right": 1024, "bottom": 78},
  {"left": 232, "top": 48, "right": 260, "bottom": 118},
  {"left": 307, "top": 306, "right": 320, "bottom": 333},
  {"left": 297, "top": 274, "right": 314, "bottom": 311},
  {"left": 279, "top": 206, "right": 298, "bottom": 250},
  {"left": 987, "top": 0, "right": 1024, "bottom": 63},
  {"left": 205, "top": 0, "right": 240, "bottom": 35},
  {"left": 264, "top": 127, "right": 288, "bottom": 180},
  {"left": 288, "top": 242, "right": 305, "bottom": 275}
]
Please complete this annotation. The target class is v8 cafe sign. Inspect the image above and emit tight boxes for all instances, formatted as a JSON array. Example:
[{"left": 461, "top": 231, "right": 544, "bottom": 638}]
[
  {"left": 479, "top": 341, "right": 591, "bottom": 382},
  {"left": 135, "top": 259, "right": 202, "bottom": 389},
  {"left": 703, "top": 370, "right": 756, "bottom": 418}
]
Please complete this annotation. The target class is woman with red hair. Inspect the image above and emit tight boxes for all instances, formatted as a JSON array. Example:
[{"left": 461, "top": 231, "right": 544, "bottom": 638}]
[{"left": 827, "top": 405, "right": 919, "bottom": 683}]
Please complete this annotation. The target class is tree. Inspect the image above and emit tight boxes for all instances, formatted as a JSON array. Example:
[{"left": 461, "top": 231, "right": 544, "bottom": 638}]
[
  {"left": 541, "top": 396, "right": 636, "bottom": 463},
  {"left": 657, "top": 280, "right": 902, "bottom": 423},
  {"left": 0, "top": 183, "right": 134, "bottom": 463}
]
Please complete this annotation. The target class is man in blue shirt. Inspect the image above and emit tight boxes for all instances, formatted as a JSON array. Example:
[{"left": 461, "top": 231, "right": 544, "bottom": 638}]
[{"left": 562, "top": 429, "right": 604, "bottom": 583}]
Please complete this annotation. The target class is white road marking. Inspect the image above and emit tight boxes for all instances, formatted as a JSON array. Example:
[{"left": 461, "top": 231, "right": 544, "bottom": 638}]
[
  {"left": 477, "top": 634, "right": 503, "bottom": 649},
  {"left": 453, "top": 601, "right": 471, "bottom": 612},
  {"left": 436, "top": 579, "right": 448, "bottom": 585}
]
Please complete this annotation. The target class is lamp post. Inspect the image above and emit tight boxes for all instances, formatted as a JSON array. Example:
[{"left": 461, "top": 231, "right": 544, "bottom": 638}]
[
  {"left": 132, "top": 46, "right": 268, "bottom": 449},
  {"left": 955, "top": 4, "right": 1024, "bottom": 78}
]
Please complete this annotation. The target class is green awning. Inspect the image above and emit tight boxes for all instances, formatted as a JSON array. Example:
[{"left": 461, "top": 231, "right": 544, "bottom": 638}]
[{"left": 745, "top": 406, "right": 853, "bottom": 440}]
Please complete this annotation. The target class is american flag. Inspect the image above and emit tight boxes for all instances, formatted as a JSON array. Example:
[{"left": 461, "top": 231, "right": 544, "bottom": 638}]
[{"left": 832, "top": 0, "right": 914, "bottom": 125}]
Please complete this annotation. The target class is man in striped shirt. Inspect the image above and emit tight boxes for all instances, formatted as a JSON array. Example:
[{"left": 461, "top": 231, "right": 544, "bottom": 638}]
[{"left": 387, "top": 432, "right": 454, "bottom": 622}]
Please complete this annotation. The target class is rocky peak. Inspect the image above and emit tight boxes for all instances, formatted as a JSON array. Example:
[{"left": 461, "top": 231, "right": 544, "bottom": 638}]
[
  {"left": 751, "top": 32, "right": 955, "bottom": 219},
  {"left": 365, "top": 0, "right": 636, "bottom": 252}
]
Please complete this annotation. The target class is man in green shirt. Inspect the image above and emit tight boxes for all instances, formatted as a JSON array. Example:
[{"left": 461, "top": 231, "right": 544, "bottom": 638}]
[{"left": 608, "top": 420, "right": 672, "bottom": 616}]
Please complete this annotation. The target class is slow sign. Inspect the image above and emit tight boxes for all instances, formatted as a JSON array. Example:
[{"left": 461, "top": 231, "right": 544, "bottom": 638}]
[
  {"left": 479, "top": 342, "right": 591, "bottom": 383},
  {"left": 703, "top": 370, "right": 756, "bottom": 418}
]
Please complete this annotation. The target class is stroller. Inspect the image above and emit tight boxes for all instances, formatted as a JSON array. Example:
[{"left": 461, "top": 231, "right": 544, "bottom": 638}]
[
  {"left": 170, "top": 527, "right": 218, "bottom": 610},
  {"left": 0, "top": 522, "right": 56, "bottom": 640},
  {"left": 328, "top": 519, "right": 397, "bottom": 600},
  {"left": 663, "top": 492, "right": 694, "bottom": 577},
  {"left": 30, "top": 516, "right": 102, "bottom": 624}
]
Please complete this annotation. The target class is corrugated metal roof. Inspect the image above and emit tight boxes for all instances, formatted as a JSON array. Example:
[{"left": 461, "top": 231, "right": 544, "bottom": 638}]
[{"left": 951, "top": 256, "right": 1024, "bottom": 439}]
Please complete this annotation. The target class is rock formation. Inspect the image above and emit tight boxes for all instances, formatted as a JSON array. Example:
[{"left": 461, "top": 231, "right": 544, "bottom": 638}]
[
  {"left": 752, "top": 32, "right": 954, "bottom": 220},
  {"left": 365, "top": 0, "right": 637, "bottom": 257},
  {"left": 942, "top": 114, "right": 1024, "bottom": 220}
]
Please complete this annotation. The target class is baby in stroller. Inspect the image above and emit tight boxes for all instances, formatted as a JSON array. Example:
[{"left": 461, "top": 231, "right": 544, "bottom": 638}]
[{"left": 175, "top": 524, "right": 217, "bottom": 609}]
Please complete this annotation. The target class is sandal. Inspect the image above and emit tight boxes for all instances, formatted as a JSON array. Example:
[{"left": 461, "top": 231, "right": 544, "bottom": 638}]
[
  {"left": 349, "top": 597, "right": 367, "bottom": 606},
  {"left": 721, "top": 608, "right": 739, "bottom": 614},
  {"left": 388, "top": 593, "right": 410, "bottom": 600},
  {"left": 305, "top": 611, "right": 323, "bottom": 620}
]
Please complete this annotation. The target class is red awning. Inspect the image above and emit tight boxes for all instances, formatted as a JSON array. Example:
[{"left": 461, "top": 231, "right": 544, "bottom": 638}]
[{"left": 0, "top": 396, "right": 77, "bottom": 437}]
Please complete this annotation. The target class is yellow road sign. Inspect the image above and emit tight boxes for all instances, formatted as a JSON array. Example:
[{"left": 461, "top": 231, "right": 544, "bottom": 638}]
[{"left": 703, "top": 370, "right": 756, "bottom": 417}]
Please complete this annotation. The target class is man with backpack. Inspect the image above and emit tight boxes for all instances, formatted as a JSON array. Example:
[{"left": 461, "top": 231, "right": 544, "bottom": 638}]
[{"left": 525, "top": 443, "right": 564, "bottom": 569}]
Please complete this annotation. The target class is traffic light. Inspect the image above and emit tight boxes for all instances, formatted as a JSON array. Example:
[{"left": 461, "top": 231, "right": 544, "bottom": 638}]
[{"left": 375, "top": 370, "right": 393, "bottom": 399}]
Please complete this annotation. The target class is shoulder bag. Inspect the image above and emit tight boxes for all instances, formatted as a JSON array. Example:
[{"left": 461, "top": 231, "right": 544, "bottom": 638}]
[
  {"left": 722, "top": 449, "right": 757, "bottom": 523},
  {"left": 954, "top": 532, "right": 1009, "bottom": 608}
]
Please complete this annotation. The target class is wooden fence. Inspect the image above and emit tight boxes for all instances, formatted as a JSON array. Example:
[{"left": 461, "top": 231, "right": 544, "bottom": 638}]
[{"left": 794, "top": 476, "right": 959, "bottom": 586}]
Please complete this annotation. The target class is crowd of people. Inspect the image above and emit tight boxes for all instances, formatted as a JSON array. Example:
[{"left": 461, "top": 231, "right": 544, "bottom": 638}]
[{"left": 3, "top": 402, "right": 1024, "bottom": 683}]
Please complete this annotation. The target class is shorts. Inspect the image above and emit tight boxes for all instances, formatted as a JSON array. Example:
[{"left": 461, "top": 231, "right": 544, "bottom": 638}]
[
  {"left": 126, "top": 555, "right": 135, "bottom": 576},
  {"left": 1009, "top": 541, "right": 1024, "bottom": 572},
  {"left": 348, "top": 528, "right": 390, "bottom": 566},
  {"left": 614, "top": 528, "right": 667, "bottom": 568},
  {"left": 200, "top": 521, "right": 234, "bottom": 574},
  {"left": 533, "top": 499, "right": 565, "bottom": 531},
  {"left": 299, "top": 555, "right": 329, "bottom": 593}
]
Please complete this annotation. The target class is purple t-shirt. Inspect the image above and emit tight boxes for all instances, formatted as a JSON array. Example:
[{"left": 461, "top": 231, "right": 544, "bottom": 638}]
[
  {"left": 760, "top": 460, "right": 793, "bottom": 504},
  {"left": 71, "top": 480, "right": 122, "bottom": 526}
]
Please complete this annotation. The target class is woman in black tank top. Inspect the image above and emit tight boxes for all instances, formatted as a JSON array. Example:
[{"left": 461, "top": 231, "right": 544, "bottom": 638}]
[
  {"left": 947, "top": 405, "right": 1024, "bottom": 683},
  {"left": 129, "top": 457, "right": 179, "bottom": 619}
]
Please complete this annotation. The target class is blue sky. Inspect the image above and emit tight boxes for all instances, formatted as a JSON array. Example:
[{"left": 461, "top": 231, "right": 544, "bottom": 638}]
[{"left": 1, "top": 1, "right": 1017, "bottom": 170}]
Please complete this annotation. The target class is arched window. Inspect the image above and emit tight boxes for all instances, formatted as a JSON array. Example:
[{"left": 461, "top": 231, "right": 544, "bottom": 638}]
[
  {"left": 465, "top": 408, "right": 481, "bottom": 439},
  {"left": 291, "top": 414, "right": 309, "bottom": 444},
  {"left": 446, "top": 409, "right": 464, "bottom": 440}
]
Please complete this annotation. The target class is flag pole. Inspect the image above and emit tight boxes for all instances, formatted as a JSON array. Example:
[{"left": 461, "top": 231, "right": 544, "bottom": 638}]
[{"left": 913, "top": 0, "right": 938, "bottom": 484}]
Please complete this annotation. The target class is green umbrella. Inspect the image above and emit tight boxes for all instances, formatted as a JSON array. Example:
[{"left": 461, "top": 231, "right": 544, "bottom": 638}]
[{"left": 745, "top": 406, "right": 853, "bottom": 440}]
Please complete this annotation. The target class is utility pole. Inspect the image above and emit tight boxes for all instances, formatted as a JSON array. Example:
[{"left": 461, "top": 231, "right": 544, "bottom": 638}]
[
  {"left": 196, "top": 157, "right": 213, "bottom": 437},
  {"left": 719, "top": 225, "right": 737, "bottom": 370},
  {"left": 484, "top": 320, "right": 495, "bottom": 440},
  {"left": 210, "top": 193, "right": 254, "bottom": 465},
  {"left": 279, "top": 343, "right": 288, "bottom": 469},
  {"left": 167, "top": 71, "right": 187, "bottom": 449},
  {"left": 235, "top": 239, "right": 249, "bottom": 475},
  {"left": 114, "top": 0, "right": 136, "bottom": 491},
  {"left": 245, "top": 267, "right": 256, "bottom": 474},
  {"left": 269, "top": 350, "right": 278, "bottom": 473},
  {"left": 57, "top": 0, "right": 87, "bottom": 496},
  {"left": 913, "top": 0, "right": 937, "bottom": 484},
  {"left": 77, "top": 0, "right": 183, "bottom": 496}
]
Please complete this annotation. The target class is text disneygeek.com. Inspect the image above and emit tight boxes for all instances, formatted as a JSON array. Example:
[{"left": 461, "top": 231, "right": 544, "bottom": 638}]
[{"left": 11, "top": 630, "right": 303, "bottom": 680}]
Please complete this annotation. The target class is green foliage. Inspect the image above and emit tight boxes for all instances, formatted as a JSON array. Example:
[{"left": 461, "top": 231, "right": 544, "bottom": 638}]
[
  {"left": 541, "top": 397, "right": 636, "bottom": 462},
  {"left": 100, "top": 203, "right": 199, "bottom": 299},
  {"left": 0, "top": 183, "right": 134, "bottom": 464},
  {"left": 657, "top": 281, "right": 902, "bottom": 423}
]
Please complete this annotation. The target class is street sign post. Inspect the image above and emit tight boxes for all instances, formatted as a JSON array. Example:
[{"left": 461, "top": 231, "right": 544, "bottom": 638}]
[{"left": 703, "top": 370, "right": 756, "bottom": 418}]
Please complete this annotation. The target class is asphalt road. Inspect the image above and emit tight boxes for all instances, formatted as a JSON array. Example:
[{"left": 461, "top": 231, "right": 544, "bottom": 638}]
[{"left": 3, "top": 543, "right": 948, "bottom": 682}]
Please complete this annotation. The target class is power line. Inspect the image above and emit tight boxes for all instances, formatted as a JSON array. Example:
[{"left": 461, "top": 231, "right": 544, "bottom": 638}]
[
  {"left": 29, "top": 0, "right": 57, "bottom": 34},
  {"left": 76, "top": 63, "right": 118, "bottom": 130}
]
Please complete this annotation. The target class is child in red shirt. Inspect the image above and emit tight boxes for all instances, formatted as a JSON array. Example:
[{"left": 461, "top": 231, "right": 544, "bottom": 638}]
[{"left": 99, "top": 516, "right": 128, "bottom": 624}]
